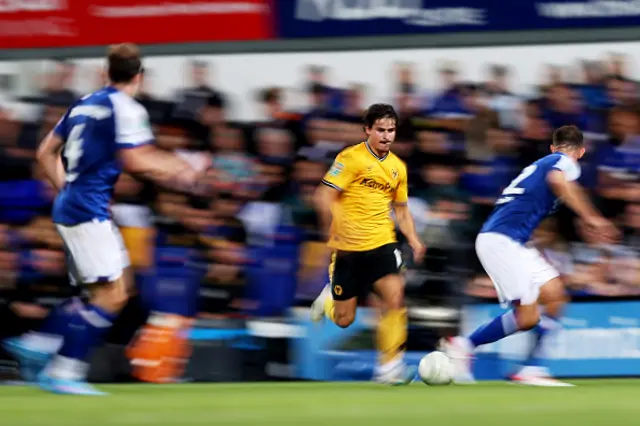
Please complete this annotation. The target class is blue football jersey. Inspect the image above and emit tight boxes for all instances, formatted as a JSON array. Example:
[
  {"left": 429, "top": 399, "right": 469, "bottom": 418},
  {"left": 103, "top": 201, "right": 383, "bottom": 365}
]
[
  {"left": 481, "top": 153, "right": 581, "bottom": 244},
  {"left": 51, "top": 86, "right": 154, "bottom": 225}
]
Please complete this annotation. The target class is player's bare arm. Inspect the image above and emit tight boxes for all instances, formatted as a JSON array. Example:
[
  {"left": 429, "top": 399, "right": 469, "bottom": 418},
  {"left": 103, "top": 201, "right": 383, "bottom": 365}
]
[
  {"left": 313, "top": 182, "right": 340, "bottom": 237},
  {"left": 36, "top": 130, "right": 67, "bottom": 191},
  {"left": 394, "top": 203, "right": 425, "bottom": 263},
  {"left": 119, "top": 144, "right": 208, "bottom": 195},
  {"left": 547, "top": 169, "right": 619, "bottom": 242}
]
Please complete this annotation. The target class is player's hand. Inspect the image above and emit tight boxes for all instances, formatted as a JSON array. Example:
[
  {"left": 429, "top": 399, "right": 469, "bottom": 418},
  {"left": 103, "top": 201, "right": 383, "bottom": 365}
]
[
  {"left": 177, "top": 166, "right": 215, "bottom": 196},
  {"left": 192, "top": 166, "right": 217, "bottom": 196},
  {"left": 583, "top": 216, "right": 620, "bottom": 244},
  {"left": 409, "top": 239, "right": 426, "bottom": 264},
  {"left": 173, "top": 167, "right": 200, "bottom": 194}
]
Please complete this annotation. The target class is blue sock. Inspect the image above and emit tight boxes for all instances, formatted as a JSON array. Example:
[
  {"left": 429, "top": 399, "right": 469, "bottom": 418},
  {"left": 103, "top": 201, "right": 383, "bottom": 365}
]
[
  {"left": 18, "top": 298, "right": 83, "bottom": 354},
  {"left": 469, "top": 310, "right": 520, "bottom": 347},
  {"left": 525, "top": 315, "right": 562, "bottom": 367},
  {"left": 57, "top": 301, "right": 116, "bottom": 363},
  {"left": 39, "top": 297, "right": 79, "bottom": 336}
]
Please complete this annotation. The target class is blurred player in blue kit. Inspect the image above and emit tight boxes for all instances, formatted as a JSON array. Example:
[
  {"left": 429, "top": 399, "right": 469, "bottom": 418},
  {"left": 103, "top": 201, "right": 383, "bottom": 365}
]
[
  {"left": 3, "top": 43, "right": 209, "bottom": 395},
  {"left": 442, "top": 125, "right": 619, "bottom": 386}
]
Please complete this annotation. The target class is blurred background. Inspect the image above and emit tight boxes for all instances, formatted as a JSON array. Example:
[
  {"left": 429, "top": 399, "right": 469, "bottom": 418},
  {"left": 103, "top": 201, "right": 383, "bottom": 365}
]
[{"left": 0, "top": 0, "right": 638, "bottom": 383}]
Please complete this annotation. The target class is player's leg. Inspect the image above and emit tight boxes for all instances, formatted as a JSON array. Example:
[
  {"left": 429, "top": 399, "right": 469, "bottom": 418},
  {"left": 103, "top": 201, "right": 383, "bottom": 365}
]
[
  {"left": 4, "top": 227, "right": 116, "bottom": 381},
  {"left": 442, "top": 233, "right": 541, "bottom": 383},
  {"left": 2, "top": 299, "right": 71, "bottom": 382},
  {"left": 311, "top": 251, "right": 357, "bottom": 328},
  {"left": 511, "top": 273, "right": 573, "bottom": 387},
  {"left": 444, "top": 304, "right": 540, "bottom": 385},
  {"left": 39, "top": 275, "right": 128, "bottom": 395},
  {"left": 5, "top": 267, "right": 85, "bottom": 382},
  {"left": 370, "top": 244, "right": 415, "bottom": 385},
  {"left": 325, "top": 296, "right": 358, "bottom": 328},
  {"left": 372, "top": 273, "right": 415, "bottom": 385},
  {"left": 310, "top": 284, "right": 332, "bottom": 322},
  {"left": 35, "top": 220, "right": 130, "bottom": 395}
]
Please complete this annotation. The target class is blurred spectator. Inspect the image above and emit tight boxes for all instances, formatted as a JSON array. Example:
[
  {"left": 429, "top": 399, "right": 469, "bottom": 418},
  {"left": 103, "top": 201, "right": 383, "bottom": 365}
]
[
  {"left": 394, "top": 62, "right": 417, "bottom": 97},
  {"left": 596, "top": 108, "right": 640, "bottom": 217},
  {"left": 343, "top": 83, "right": 366, "bottom": 119},
  {"left": 255, "top": 126, "right": 295, "bottom": 167},
  {"left": 260, "top": 87, "right": 285, "bottom": 122},
  {"left": 624, "top": 203, "right": 640, "bottom": 247},
  {"left": 486, "top": 65, "right": 521, "bottom": 129},
  {"left": 543, "top": 83, "right": 588, "bottom": 131},
  {"left": 173, "top": 60, "right": 225, "bottom": 126},
  {"left": 211, "top": 125, "right": 258, "bottom": 193},
  {"left": 606, "top": 76, "right": 638, "bottom": 109},
  {"left": 41, "top": 60, "right": 77, "bottom": 106},
  {"left": 135, "top": 69, "right": 155, "bottom": 103},
  {"left": 0, "top": 108, "right": 33, "bottom": 181},
  {"left": 306, "top": 82, "right": 330, "bottom": 119},
  {"left": 305, "top": 65, "right": 343, "bottom": 113},
  {"left": 518, "top": 99, "right": 552, "bottom": 166},
  {"left": 199, "top": 193, "right": 249, "bottom": 316},
  {"left": 112, "top": 174, "right": 156, "bottom": 273},
  {"left": 541, "top": 64, "right": 564, "bottom": 93},
  {"left": 607, "top": 52, "right": 630, "bottom": 78},
  {"left": 427, "top": 63, "right": 472, "bottom": 119}
]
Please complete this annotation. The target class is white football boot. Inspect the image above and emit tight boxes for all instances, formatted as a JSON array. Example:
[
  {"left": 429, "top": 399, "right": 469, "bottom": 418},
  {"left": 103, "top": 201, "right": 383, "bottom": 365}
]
[
  {"left": 439, "top": 336, "right": 476, "bottom": 384},
  {"left": 310, "top": 284, "right": 332, "bottom": 322},
  {"left": 511, "top": 366, "right": 575, "bottom": 387}
]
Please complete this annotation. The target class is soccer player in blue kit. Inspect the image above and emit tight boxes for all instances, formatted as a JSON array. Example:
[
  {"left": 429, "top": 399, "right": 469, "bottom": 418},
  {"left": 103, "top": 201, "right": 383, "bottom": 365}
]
[
  {"left": 3, "top": 43, "right": 209, "bottom": 395},
  {"left": 442, "top": 125, "right": 619, "bottom": 387}
]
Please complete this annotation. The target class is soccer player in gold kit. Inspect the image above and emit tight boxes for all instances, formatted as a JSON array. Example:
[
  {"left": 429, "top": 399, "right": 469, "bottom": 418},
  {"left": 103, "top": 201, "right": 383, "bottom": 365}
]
[{"left": 310, "top": 103, "right": 425, "bottom": 385}]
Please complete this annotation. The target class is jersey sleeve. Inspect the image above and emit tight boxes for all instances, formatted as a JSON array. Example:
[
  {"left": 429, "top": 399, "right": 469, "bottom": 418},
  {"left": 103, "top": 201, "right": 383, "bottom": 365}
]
[
  {"left": 394, "top": 163, "right": 409, "bottom": 204},
  {"left": 111, "top": 93, "right": 154, "bottom": 149},
  {"left": 321, "top": 151, "right": 359, "bottom": 191},
  {"left": 53, "top": 111, "right": 69, "bottom": 139},
  {"left": 552, "top": 155, "right": 581, "bottom": 182}
]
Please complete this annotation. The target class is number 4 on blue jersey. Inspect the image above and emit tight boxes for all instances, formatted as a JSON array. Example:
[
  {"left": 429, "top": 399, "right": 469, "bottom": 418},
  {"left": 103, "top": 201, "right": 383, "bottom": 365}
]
[{"left": 52, "top": 87, "right": 154, "bottom": 226}]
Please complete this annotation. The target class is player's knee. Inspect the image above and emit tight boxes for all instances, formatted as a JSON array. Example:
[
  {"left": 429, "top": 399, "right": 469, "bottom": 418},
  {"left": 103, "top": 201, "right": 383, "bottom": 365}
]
[
  {"left": 89, "top": 277, "right": 129, "bottom": 313},
  {"left": 550, "top": 291, "right": 569, "bottom": 308},
  {"left": 334, "top": 310, "right": 355, "bottom": 328},
  {"left": 539, "top": 278, "right": 568, "bottom": 304},
  {"left": 544, "top": 295, "right": 568, "bottom": 319},
  {"left": 383, "top": 289, "right": 404, "bottom": 311},
  {"left": 516, "top": 308, "right": 540, "bottom": 331},
  {"left": 539, "top": 278, "right": 569, "bottom": 317},
  {"left": 375, "top": 276, "right": 404, "bottom": 310},
  {"left": 111, "top": 287, "right": 129, "bottom": 310}
]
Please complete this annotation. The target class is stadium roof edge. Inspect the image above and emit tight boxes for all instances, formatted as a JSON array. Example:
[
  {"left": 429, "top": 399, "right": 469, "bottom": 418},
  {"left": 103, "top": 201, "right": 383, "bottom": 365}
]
[{"left": 1, "top": 26, "right": 640, "bottom": 60}]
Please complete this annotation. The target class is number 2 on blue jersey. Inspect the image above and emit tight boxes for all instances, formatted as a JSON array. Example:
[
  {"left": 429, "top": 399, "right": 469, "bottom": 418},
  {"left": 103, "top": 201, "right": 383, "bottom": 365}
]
[
  {"left": 496, "top": 165, "right": 537, "bottom": 205},
  {"left": 64, "top": 124, "right": 86, "bottom": 183}
]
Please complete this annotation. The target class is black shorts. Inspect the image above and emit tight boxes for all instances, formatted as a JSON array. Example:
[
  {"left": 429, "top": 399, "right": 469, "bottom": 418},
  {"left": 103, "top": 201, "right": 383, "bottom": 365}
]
[{"left": 329, "top": 243, "right": 404, "bottom": 301}]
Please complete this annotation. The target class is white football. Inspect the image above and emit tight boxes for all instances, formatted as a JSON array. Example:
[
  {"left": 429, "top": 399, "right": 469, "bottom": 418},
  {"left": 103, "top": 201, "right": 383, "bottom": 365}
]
[{"left": 418, "top": 351, "right": 454, "bottom": 386}]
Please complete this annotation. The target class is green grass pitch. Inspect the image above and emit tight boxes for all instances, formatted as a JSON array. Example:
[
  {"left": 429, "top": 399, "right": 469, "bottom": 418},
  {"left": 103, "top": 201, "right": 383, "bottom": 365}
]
[{"left": 1, "top": 380, "right": 639, "bottom": 426}]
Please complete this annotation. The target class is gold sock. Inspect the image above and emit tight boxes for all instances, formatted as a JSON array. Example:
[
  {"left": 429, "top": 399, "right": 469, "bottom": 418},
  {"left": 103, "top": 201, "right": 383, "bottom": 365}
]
[
  {"left": 377, "top": 308, "right": 408, "bottom": 366},
  {"left": 323, "top": 297, "right": 336, "bottom": 323}
]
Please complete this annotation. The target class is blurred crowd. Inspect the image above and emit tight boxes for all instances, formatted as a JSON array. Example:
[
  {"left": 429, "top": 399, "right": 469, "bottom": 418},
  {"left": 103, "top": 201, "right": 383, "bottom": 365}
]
[{"left": 0, "top": 53, "right": 639, "bottom": 345}]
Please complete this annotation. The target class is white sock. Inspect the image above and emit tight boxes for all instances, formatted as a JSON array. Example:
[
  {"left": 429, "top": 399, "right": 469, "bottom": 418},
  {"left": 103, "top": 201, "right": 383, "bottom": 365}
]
[
  {"left": 45, "top": 355, "right": 89, "bottom": 381},
  {"left": 375, "top": 356, "right": 404, "bottom": 379},
  {"left": 21, "top": 332, "right": 63, "bottom": 354}
]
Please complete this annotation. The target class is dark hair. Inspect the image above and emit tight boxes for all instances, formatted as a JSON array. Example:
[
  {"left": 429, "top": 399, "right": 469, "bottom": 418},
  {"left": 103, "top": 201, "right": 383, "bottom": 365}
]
[
  {"left": 190, "top": 59, "right": 207, "bottom": 69},
  {"left": 310, "top": 82, "right": 327, "bottom": 96},
  {"left": 206, "top": 92, "right": 225, "bottom": 109},
  {"left": 491, "top": 64, "right": 508, "bottom": 77},
  {"left": 552, "top": 125, "right": 584, "bottom": 149},
  {"left": 261, "top": 87, "right": 281, "bottom": 104},
  {"left": 107, "top": 43, "right": 143, "bottom": 84},
  {"left": 363, "top": 103, "right": 399, "bottom": 128}
]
